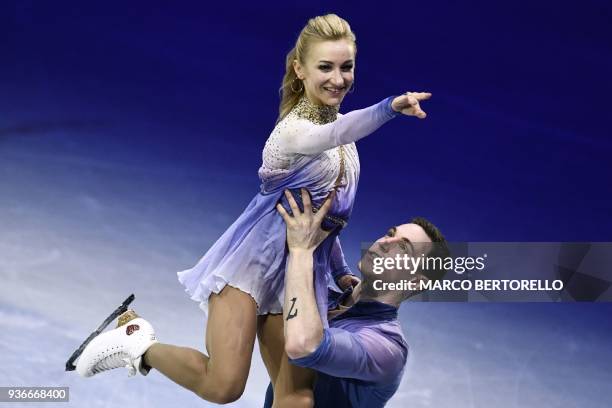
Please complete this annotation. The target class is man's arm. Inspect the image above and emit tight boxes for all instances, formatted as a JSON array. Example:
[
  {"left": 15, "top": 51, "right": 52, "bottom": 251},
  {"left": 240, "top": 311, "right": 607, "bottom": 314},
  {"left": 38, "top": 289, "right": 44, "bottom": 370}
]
[
  {"left": 283, "top": 248, "right": 323, "bottom": 358},
  {"left": 276, "top": 188, "right": 334, "bottom": 359},
  {"left": 276, "top": 189, "right": 408, "bottom": 382}
]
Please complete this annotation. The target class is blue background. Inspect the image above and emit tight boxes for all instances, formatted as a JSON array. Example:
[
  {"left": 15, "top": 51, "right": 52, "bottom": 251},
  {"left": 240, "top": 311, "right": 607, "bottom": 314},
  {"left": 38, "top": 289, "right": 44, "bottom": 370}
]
[{"left": 1, "top": 1, "right": 611, "bottom": 407}]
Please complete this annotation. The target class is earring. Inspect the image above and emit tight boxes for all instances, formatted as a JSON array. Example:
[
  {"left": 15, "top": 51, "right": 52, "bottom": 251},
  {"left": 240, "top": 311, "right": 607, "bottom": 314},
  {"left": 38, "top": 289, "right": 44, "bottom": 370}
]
[
  {"left": 348, "top": 81, "right": 355, "bottom": 93},
  {"left": 291, "top": 77, "right": 304, "bottom": 93}
]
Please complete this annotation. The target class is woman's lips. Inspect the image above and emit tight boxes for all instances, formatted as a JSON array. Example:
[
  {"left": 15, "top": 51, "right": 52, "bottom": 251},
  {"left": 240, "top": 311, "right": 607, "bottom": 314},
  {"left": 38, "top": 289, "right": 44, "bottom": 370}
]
[{"left": 323, "top": 87, "right": 344, "bottom": 95}]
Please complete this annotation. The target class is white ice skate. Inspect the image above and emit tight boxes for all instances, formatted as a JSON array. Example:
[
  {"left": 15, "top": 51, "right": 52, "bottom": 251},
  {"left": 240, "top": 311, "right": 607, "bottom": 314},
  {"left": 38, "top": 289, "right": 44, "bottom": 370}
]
[{"left": 75, "top": 310, "right": 158, "bottom": 378}]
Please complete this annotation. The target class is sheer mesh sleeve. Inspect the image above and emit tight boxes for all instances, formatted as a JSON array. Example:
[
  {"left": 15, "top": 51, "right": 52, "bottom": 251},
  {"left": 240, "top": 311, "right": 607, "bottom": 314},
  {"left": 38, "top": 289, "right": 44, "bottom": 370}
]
[{"left": 278, "top": 97, "right": 399, "bottom": 156}]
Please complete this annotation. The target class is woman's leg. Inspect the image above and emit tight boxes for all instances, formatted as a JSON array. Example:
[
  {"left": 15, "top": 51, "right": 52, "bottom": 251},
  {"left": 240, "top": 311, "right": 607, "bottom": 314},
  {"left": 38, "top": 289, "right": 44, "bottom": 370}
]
[
  {"left": 257, "top": 314, "right": 315, "bottom": 408},
  {"left": 144, "top": 285, "right": 257, "bottom": 404}
]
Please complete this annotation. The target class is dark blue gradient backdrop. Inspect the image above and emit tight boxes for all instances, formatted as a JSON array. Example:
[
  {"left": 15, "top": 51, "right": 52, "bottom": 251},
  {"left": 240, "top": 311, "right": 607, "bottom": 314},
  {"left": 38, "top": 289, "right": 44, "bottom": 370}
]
[{"left": 4, "top": 1, "right": 611, "bottom": 241}]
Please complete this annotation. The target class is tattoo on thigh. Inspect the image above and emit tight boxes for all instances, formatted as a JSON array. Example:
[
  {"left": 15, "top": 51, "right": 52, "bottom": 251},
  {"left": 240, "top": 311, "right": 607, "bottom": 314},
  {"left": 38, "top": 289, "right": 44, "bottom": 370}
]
[{"left": 286, "top": 297, "right": 298, "bottom": 320}]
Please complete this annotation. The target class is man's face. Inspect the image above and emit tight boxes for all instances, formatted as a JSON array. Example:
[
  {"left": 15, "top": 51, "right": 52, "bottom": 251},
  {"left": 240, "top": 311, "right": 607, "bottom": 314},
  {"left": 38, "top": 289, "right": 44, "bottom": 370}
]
[{"left": 359, "top": 223, "right": 433, "bottom": 278}]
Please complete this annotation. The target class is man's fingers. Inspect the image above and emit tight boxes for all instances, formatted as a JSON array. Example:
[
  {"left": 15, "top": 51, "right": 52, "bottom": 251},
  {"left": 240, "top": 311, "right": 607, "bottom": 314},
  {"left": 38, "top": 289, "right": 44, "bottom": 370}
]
[
  {"left": 301, "top": 188, "right": 312, "bottom": 212},
  {"left": 284, "top": 189, "right": 300, "bottom": 215},
  {"left": 319, "top": 228, "right": 333, "bottom": 242},
  {"left": 276, "top": 203, "right": 290, "bottom": 222},
  {"left": 315, "top": 190, "right": 336, "bottom": 223}
]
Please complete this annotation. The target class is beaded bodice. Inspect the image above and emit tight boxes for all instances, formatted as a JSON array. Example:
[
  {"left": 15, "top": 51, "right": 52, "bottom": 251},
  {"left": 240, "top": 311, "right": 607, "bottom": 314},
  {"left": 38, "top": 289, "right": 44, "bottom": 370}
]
[{"left": 292, "top": 96, "right": 340, "bottom": 125}]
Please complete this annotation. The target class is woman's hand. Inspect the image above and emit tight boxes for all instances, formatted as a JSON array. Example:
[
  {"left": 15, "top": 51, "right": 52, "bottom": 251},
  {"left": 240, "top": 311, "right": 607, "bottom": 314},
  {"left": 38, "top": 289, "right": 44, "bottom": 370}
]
[
  {"left": 391, "top": 92, "right": 432, "bottom": 119},
  {"left": 276, "top": 188, "right": 335, "bottom": 253},
  {"left": 337, "top": 274, "right": 361, "bottom": 290}
]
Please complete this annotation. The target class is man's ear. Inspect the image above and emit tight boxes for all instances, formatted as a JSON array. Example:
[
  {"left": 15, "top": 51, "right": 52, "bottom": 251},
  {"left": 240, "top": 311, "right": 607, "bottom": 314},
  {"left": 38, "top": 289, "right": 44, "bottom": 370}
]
[{"left": 293, "top": 59, "right": 303, "bottom": 80}]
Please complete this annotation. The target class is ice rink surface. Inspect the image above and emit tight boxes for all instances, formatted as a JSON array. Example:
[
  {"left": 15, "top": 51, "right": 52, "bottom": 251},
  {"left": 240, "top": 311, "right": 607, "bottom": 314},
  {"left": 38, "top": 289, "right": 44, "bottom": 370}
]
[{"left": 1, "top": 134, "right": 611, "bottom": 407}]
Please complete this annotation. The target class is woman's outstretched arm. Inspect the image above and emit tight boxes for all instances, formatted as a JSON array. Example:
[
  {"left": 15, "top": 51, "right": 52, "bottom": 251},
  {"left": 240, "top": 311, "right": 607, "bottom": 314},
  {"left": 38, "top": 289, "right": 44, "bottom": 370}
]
[{"left": 279, "top": 92, "right": 431, "bottom": 156}]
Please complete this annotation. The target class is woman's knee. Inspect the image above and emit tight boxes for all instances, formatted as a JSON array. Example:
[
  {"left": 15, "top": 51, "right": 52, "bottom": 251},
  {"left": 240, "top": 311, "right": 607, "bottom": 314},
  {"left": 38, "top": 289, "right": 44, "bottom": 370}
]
[{"left": 195, "top": 377, "right": 246, "bottom": 404}]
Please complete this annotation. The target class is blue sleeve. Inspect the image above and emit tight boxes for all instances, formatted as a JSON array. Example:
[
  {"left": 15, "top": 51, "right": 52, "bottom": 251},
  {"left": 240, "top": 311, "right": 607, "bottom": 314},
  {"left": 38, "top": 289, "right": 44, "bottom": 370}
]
[
  {"left": 289, "top": 327, "right": 406, "bottom": 383},
  {"left": 330, "top": 236, "right": 353, "bottom": 282},
  {"left": 280, "top": 96, "right": 401, "bottom": 155}
]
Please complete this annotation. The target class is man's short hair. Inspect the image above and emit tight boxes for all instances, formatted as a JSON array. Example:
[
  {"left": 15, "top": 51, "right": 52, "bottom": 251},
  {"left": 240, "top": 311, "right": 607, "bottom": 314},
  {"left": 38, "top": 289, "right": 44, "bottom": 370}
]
[{"left": 410, "top": 217, "right": 450, "bottom": 282}]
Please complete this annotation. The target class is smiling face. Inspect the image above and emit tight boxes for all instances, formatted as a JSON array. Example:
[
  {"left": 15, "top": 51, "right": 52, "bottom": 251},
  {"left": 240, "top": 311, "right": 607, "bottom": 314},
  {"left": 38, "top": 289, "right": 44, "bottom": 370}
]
[{"left": 293, "top": 39, "right": 355, "bottom": 107}]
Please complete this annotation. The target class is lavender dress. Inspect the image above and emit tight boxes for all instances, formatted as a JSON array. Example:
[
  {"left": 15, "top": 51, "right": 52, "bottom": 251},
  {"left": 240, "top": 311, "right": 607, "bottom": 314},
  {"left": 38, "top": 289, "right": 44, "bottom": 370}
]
[{"left": 177, "top": 96, "right": 399, "bottom": 328}]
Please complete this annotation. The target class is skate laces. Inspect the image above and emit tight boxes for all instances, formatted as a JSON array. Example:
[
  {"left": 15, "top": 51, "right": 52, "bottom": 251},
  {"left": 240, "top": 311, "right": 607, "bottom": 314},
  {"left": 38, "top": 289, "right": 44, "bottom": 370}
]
[
  {"left": 91, "top": 351, "right": 138, "bottom": 377},
  {"left": 76, "top": 312, "right": 155, "bottom": 378}
]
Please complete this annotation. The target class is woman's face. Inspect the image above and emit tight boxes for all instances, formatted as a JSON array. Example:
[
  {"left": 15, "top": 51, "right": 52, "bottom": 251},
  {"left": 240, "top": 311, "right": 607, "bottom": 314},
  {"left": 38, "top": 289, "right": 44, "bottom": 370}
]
[{"left": 293, "top": 39, "right": 355, "bottom": 107}]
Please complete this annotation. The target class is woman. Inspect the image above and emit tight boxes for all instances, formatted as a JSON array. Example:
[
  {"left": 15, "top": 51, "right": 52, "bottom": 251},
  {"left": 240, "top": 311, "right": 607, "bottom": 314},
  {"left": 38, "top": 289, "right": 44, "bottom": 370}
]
[{"left": 76, "top": 13, "right": 430, "bottom": 406}]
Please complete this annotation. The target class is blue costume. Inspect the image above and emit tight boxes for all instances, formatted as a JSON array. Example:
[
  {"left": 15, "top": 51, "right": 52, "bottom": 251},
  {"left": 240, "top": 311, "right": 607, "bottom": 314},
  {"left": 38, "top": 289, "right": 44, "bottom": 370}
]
[
  {"left": 264, "top": 290, "right": 408, "bottom": 407},
  {"left": 177, "top": 96, "right": 400, "bottom": 327}
]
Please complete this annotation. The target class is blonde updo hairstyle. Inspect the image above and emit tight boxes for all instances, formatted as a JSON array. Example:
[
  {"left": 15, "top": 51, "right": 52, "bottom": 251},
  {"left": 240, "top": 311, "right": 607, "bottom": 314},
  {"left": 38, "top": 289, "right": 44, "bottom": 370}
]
[{"left": 277, "top": 14, "right": 357, "bottom": 123}]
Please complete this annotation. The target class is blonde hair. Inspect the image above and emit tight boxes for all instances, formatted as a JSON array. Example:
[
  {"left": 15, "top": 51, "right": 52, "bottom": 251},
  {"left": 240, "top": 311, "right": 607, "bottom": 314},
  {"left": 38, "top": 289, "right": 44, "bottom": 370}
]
[{"left": 277, "top": 14, "right": 357, "bottom": 124}]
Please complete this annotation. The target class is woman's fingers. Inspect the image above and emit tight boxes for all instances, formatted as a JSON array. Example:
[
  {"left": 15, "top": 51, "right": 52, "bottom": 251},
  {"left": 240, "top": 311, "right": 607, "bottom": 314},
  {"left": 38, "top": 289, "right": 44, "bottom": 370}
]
[
  {"left": 338, "top": 274, "right": 361, "bottom": 290},
  {"left": 412, "top": 92, "right": 431, "bottom": 101},
  {"left": 412, "top": 104, "right": 427, "bottom": 119},
  {"left": 405, "top": 91, "right": 431, "bottom": 101},
  {"left": 402, "top": 92, "right": 428, "bottom": 119},
  {"left": 407, "top": 94, "right": 419, "bottom": 106}
]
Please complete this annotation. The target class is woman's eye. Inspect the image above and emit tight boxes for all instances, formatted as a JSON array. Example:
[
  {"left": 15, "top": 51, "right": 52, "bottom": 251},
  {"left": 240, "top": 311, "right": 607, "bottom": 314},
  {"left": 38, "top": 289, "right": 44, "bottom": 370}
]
[
  {"left": 318, "top": 65, "right": 352, "bottom": 72},
  {"left": 386, "top": 230, "right": 394, "bottom": 237}
]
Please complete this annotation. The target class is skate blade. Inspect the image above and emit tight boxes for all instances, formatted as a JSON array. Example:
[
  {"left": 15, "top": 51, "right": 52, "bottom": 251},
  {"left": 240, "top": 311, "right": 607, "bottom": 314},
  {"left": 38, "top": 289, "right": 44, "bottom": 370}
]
[{"left": 65, "top": 294, "right": 135, "bottom": 371}]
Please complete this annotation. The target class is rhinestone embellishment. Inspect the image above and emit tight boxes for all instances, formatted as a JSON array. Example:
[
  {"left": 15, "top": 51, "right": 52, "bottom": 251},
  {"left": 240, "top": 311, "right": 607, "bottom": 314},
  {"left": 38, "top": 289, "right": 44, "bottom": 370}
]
[{"left": 292, "top": 97, "right": 339, "bottom": 125}]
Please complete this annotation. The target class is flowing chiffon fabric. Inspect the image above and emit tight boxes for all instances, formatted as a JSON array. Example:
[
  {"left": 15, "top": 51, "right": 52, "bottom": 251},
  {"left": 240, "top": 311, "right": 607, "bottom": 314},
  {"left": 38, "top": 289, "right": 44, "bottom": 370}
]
[{"left": 177, "top": 149, "right": 359, "bottom": 328}]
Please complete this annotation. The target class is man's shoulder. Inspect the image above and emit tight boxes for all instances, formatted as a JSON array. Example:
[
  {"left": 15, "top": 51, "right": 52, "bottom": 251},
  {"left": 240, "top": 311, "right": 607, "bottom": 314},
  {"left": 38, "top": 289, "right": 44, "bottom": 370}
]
[
  {"left": 329, "top": 320, "right": 408, "bottom": 361},
  {"left": 357, "top": 322, "right": 407, "bottom": 350},
  {"left": 331, "top": 313, "right": 406, "bottom": 340},
  {"left": 339, "top": 325, "right": 408, "bottom": 384}
]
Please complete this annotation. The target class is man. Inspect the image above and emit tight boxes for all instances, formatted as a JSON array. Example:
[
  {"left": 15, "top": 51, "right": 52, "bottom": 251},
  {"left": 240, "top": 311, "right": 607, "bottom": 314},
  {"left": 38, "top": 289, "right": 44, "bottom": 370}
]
[{"left": 266, "top": 188, "right": 448, "bottom": 407}]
